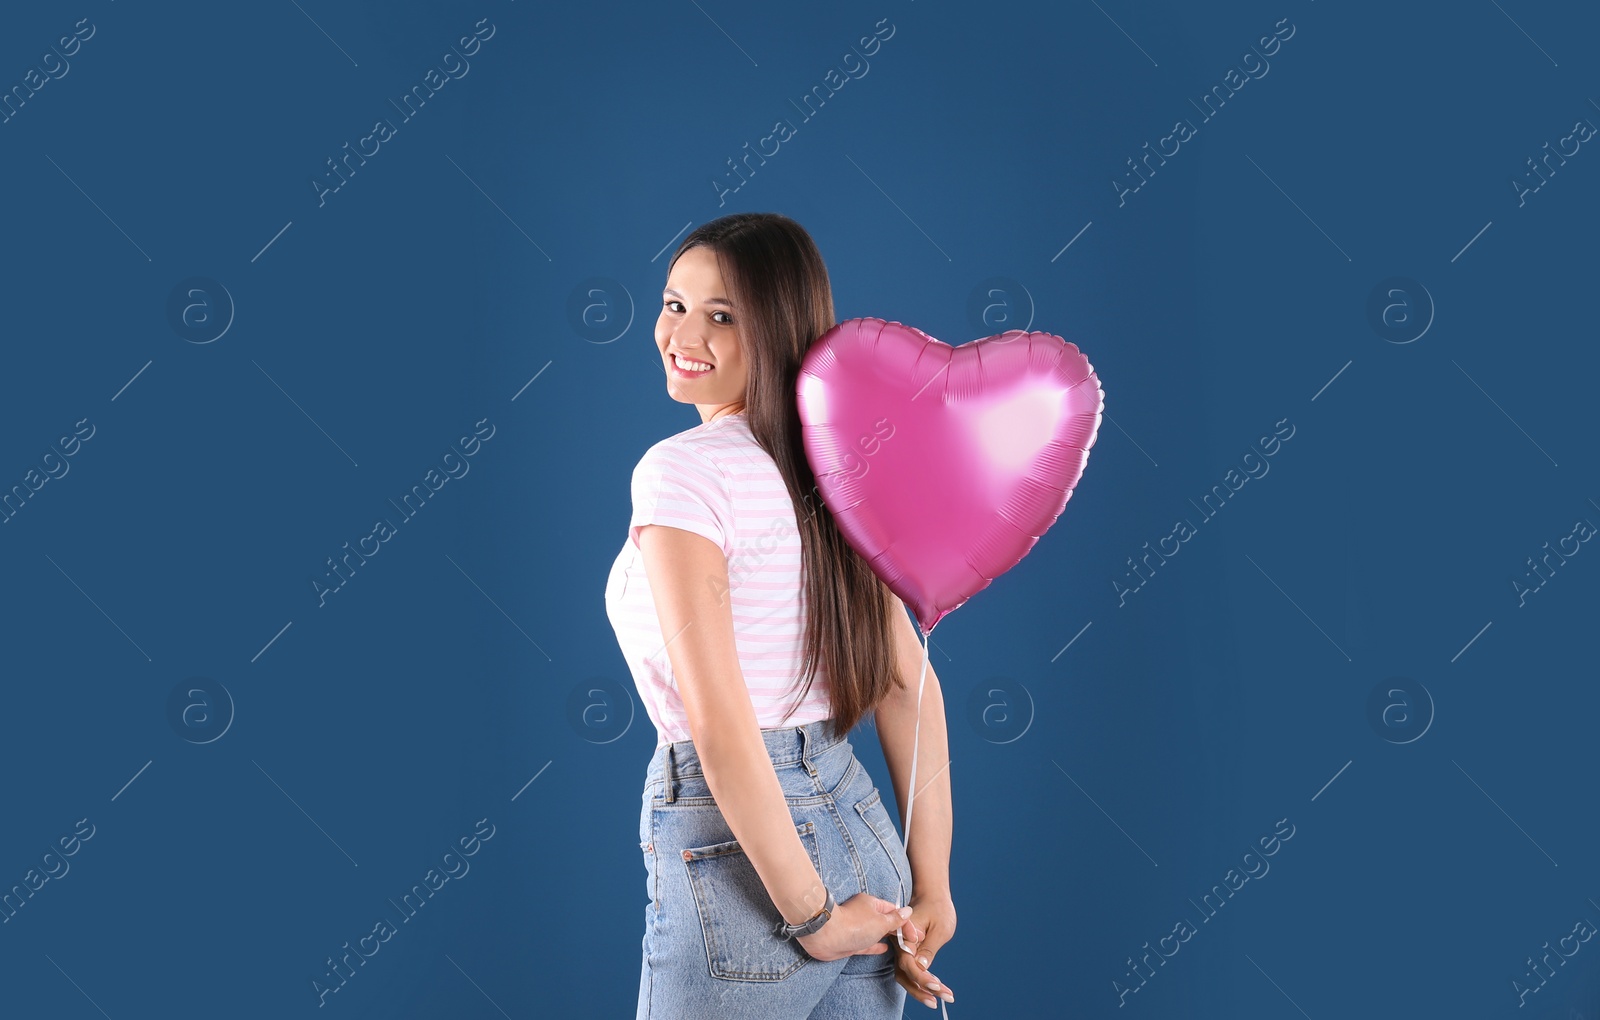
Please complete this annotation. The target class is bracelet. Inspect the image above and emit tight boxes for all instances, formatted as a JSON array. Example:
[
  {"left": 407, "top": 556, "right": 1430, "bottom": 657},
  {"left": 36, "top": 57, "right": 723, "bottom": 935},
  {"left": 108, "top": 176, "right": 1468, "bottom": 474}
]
[{"left": 774, "top": 888, "right": 836, "bottom": 940}]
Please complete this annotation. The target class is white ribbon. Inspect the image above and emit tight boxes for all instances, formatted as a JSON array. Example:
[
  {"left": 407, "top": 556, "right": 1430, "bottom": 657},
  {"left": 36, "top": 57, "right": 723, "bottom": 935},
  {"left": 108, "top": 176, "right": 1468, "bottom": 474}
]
[{"left": 892, "top": 625, "right": 949, "bottom": 1015}]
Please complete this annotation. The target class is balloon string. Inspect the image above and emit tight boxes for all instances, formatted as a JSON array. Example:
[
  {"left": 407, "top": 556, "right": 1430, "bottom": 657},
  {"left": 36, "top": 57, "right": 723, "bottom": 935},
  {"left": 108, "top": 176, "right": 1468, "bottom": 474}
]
[{"left": 894, "top": 625, "right": 932, "bottom": 953}]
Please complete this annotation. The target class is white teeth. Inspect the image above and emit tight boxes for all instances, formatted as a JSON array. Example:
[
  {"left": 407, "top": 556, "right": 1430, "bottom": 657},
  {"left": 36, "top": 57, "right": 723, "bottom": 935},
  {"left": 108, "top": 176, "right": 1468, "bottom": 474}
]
[{"left": 674, "top": 354, "right": 712, "bottom": 371}]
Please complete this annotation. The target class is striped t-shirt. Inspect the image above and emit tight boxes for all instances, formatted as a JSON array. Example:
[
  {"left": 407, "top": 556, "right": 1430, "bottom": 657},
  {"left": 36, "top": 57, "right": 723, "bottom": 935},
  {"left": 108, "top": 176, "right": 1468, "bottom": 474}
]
[{"left": 605, "top": 411, "right": 832, "bottom": 747}]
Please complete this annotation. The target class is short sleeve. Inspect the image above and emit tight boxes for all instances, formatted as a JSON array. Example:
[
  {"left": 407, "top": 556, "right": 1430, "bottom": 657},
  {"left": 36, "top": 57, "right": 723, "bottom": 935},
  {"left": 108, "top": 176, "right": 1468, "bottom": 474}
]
[{"left": 628, "top": 441, "right": 732, "bottom": 554}]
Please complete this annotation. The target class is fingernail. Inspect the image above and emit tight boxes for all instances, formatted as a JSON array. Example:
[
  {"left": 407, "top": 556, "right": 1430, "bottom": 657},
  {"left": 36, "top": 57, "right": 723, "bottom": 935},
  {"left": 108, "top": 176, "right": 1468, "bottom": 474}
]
[
  {"left": 926, "top": 982, "right": 943, "bottom": 992},
  {"left": 898, "top": 906, "right": 913, "bottom": 918},
  {"left": 918, "top": 956, "right": 929, "bottom": 968}
]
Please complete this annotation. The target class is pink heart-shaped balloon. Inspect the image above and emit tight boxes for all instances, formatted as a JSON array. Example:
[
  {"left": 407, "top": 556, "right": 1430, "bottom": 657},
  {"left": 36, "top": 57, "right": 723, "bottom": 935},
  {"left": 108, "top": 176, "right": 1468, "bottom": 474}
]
[{"left": 797, "top": 317, "right": 1104, "bottom": 634}]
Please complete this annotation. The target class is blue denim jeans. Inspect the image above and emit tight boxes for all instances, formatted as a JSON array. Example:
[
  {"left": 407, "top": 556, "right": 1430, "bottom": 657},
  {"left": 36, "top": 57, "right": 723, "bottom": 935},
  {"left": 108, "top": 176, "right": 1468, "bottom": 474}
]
[{"left": 636, "top": 720, "right": 912, "bottom": 1019}]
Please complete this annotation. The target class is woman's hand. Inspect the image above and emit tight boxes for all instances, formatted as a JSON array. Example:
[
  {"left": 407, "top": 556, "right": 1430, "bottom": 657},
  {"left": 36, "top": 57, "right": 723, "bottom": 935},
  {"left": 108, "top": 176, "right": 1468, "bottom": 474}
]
[
  {"left": 795, "top": 893, "right": 912, "bottom": 962},
  {"left": 893, "top": 893, "right": 957, "bottom": 1008}
]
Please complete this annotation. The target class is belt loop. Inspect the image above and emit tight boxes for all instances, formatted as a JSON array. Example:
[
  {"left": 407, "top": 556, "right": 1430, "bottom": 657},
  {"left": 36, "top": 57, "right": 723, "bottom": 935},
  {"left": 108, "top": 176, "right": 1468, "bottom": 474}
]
[
  {"left": 798, "top": 725, "right": 818, "bottom": 778},
  {"left": 663, "top": 743, "right": 677, "bottom": 803}
]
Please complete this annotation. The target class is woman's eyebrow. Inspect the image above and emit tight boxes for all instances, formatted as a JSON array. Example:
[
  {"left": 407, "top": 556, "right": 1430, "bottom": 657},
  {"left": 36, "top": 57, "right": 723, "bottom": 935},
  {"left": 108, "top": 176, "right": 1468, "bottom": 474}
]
[{"left": 662, "top": 287, "right": 734, "bottom": 308}]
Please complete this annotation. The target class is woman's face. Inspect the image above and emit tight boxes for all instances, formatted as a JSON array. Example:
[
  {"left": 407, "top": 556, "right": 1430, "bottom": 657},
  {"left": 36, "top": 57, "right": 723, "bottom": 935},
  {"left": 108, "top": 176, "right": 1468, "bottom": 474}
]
[{"left": 656, "top": 245, "right": 748, "bottom": 423}]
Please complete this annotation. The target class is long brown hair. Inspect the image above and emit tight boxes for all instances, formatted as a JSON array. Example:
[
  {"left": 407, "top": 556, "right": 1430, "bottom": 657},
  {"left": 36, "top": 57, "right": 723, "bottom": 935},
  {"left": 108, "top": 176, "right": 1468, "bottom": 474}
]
[{"left": 666, "top": 213, "right": 904, "bottom": 738}]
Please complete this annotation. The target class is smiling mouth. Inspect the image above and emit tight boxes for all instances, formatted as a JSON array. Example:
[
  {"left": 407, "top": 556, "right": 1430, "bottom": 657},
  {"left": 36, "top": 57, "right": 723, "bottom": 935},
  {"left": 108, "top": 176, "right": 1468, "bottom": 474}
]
[{"left": 671, "top": 353, "right": 713, "bottom": 374}]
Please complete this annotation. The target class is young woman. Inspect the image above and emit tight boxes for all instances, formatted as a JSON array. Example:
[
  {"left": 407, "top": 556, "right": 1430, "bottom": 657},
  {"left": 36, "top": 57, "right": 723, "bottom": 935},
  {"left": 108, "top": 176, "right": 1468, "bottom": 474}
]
[{"left": 605, "top": 213, "right": 957, "bottom": 1017}]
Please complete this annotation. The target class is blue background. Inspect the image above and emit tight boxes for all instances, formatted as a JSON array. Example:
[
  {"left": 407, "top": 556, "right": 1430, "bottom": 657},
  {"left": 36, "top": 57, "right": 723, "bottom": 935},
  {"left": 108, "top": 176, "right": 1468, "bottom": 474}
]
[{"left": 2, "top": 0, "right": 1597, "bottom": 1016}]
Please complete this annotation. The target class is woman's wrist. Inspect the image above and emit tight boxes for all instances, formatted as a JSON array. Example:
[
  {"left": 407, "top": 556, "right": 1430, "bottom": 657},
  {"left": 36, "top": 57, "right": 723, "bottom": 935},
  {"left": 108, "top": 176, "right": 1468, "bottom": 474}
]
[
  {"left": 776, "top": 887, "right": 836, "bottom": 940},
  {"left": 909, "top": 867, "right": 950, "bottom": 900},
  {"left": 776, "top": 877, "right": 830, "bottom": 927}
]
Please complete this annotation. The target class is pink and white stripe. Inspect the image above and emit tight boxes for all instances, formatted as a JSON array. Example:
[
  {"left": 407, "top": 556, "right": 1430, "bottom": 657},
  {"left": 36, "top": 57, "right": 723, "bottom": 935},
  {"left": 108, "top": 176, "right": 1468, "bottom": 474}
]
[{"left": 605, "top": 412, "right": 833, "bottom": 747}]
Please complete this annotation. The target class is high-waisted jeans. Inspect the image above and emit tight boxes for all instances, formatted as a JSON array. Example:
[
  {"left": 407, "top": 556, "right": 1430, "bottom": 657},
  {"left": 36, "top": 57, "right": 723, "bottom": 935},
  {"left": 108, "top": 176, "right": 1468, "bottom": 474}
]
[{"left": 636, "top": 720, "right": 912, "bottom": 1019}]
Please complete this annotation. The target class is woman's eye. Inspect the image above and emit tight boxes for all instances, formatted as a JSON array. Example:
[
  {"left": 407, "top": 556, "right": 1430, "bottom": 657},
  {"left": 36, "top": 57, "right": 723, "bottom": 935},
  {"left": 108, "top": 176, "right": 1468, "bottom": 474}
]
[{"left": 661, "top": 301, "right": 730, "bottom": 325}]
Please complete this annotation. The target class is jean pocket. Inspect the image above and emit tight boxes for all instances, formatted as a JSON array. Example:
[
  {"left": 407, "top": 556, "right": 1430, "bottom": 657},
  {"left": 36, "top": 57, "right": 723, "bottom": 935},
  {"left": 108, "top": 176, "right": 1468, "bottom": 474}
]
[
  {"left": 854, "top": 788, "right": 912, "bottom": 905},
  {"left": 681, "top": 820, "right": 822, "bottom": 982}
]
